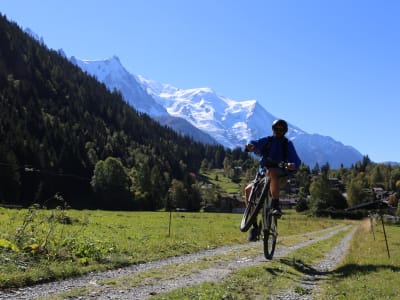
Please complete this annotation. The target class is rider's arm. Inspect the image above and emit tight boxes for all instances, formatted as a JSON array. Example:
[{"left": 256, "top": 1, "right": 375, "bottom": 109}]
[{"left": 246, "top": 137, "right": 269, "bottom": 153}]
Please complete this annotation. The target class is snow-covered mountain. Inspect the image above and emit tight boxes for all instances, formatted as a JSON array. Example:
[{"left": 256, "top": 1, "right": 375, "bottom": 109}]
[
  {"left": 71, "top": 56, "right": 168, "bottom": 117},
  {"left": 70, "top": 56, "right": 217, "bottom": 145},
  {"left": 72, "top": 56, "right": 363, "bottom": 168}
]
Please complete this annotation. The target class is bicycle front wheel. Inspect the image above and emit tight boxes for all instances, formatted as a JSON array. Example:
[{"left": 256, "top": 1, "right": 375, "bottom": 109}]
[
  {"left": 263, "top": 203, "right": 278, "bottom": 260},
  {"left": 240, "top": 177, "right": 268, "bottom": 232}
]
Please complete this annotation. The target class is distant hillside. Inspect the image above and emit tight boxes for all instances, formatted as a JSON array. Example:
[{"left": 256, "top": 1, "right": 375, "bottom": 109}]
[{"left": 0, "top": 14, "right": 230, "bottom": 210}]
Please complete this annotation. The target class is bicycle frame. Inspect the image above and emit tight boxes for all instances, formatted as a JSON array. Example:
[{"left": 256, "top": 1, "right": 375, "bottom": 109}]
[
  {"left": 240, "top": 167, "right": 268, "bottom": 232},
  {"left": 240, "top": 166, "right": 278, "bottom": 260}
]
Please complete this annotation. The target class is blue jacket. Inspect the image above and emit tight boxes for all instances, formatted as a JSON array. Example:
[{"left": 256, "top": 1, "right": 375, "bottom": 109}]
[{"left": 249, "top": 136, "right": 301, "bottom": 170}]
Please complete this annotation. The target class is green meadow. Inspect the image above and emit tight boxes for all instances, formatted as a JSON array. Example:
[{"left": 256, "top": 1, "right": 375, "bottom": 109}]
[
  {"left": 1, "top": 207, "right": 337, "bottom": 288},
  {"left": 154, "top": 218, "right": 400, "bottom": 300},
  {"left": 0, "top": 206, "right": 399, "bottom": 300}
]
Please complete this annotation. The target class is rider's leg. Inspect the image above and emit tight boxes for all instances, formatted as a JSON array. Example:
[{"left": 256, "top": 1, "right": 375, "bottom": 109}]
[
  {"left": 268, "top": 168, "right": 280, "bottom": 199},
  {"left": 244, "top": 183, "right": 252, "bottom": 206},
  {"left": 245, "top": 182, "right": 259, "bottom": 241},
  {"left": 267, "top": 168, "right": 282, "bottom": 216}
]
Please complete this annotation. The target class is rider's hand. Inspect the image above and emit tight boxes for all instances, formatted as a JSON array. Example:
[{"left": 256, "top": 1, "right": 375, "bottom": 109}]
[
  {"left": 245, "top": 144, "right": 255, "bottom": 152},
  {"left": 286, "top": 163, "right": 296, "bottom": 171}
]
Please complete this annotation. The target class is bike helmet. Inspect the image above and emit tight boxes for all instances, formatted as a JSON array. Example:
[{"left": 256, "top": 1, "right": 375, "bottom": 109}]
[{"left": 272, "top": 119, "right": 288, "bottom": 134}]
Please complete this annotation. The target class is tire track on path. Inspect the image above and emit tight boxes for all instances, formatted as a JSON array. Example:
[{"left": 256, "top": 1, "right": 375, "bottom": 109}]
[
  {"left": 274, "top": 225, "right": 358, "bottom": 300},
  {"left": 0, "top": 224, "right": 352, "bottom": 300},
  {"left": 93, "top": 224, "right": 353, "bottom": 300}
]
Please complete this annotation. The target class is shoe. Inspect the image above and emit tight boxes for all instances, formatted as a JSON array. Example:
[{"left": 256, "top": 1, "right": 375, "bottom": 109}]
[
  {"left": 272, "top": 208, "right": 282, "bottom": 218},
  {"left": 248, "top": 225, "right": 259, "bottom": 242}
]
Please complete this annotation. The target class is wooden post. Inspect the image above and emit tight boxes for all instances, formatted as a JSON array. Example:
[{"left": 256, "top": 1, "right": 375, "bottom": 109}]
[
  {"left": 168, "top": 209, "right": 172, "bottom": 237},
  {"left": 380, "top": 215, "right": 390, "bottom": 258},
  {"left": 369, "top": 213, "right": 375, "bottom": 240}
]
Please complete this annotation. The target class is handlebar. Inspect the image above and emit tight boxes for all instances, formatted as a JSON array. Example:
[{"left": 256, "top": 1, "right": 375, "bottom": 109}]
[{"left": 265, "top": 157, "right": 288, "bottom": 169}]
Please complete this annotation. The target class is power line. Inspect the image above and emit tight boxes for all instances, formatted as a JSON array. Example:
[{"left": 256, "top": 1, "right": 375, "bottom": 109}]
[{"left": 0, "top": 161, "right": 90, "bottom": 181}]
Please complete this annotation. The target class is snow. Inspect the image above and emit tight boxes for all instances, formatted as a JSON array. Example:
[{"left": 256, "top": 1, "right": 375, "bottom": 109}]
[{"left": 72, "top": 56, "right": 364, "bottom": 168}]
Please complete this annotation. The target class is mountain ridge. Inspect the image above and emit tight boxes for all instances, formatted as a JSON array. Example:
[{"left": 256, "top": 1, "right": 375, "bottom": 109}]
[{"left": 73, "top": 55, "right": 363, "bottom": 168}]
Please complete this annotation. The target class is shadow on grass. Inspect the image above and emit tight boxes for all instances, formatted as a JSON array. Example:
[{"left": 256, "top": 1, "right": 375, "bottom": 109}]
[
  {"left": 263, "top": 261, "right": 300, "bottom": 280},
  {"left": 333, "top": 263, "right": 400, "bottom": 278},
  {"left": 276, "top": 258, "right": 400, "bottom": 278}
]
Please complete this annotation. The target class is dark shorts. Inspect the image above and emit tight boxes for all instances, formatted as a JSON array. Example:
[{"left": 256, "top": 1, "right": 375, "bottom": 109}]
[
  {"left": 268, "top": 167, "right": 288, "bottom": 177},
  {"left": 268, "top": 167, "right": 288, "bottom": 188}
]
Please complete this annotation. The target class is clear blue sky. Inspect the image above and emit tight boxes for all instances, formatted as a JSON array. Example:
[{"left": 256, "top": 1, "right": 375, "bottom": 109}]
[{"left": 2, "top": 0, "right": 399, "bottom": 163}]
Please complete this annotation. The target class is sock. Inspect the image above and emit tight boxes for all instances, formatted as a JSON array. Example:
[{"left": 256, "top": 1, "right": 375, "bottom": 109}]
[{"left": 272, "top": 198, "right": 280, "bottom": 209}]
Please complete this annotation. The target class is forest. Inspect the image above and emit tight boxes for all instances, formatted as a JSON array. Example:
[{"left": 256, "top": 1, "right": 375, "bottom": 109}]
[
  {"left": 1, "top": 13, "right": 399, "bottom": 215},
  {"left": 0, "top": 14, "right": 235, "bottom": 210}
]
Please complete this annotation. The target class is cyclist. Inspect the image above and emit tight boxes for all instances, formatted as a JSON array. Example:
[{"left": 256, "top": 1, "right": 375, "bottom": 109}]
[{"left": 245, "top": 119, "right": 301, "bottom": 241}]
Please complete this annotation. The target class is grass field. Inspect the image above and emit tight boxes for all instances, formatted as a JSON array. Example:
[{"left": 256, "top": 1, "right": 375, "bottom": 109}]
[
  {"left": 320, "top": 218, "right": 400, "bottom": 299},
  {"left": 154, "top": 218, "right": 400, "bottom": 300},
  {"left": 1, "top": 206, "right": 338, "bottom": 288},
  {"left": 1, "top": 207, "right": 399, "bottom": 300}
]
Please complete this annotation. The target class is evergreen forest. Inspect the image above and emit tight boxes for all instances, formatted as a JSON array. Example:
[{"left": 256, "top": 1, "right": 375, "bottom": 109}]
[{"left": 0, "top": 14, "right": 239, "bottom": 210}]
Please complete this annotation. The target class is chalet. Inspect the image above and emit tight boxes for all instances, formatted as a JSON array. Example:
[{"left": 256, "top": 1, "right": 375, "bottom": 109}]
[
  {"left": 373, "top": 187, "right": 390, "bottom": 200},
  {"left": 328, "top": 177, "right": 345, "bottom": 192}
]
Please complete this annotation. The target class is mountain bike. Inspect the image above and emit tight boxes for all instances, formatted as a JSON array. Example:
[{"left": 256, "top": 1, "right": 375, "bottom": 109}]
[{"left": 240, "top": 164, "right": 285, "bottom": 260}]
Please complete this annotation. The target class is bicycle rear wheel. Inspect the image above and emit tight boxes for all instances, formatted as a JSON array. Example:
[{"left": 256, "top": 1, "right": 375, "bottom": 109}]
[
  {"left": 263, "top": 199, "right": 278, "bottom": 260},
  {"left": 240, "top": 177, "right": 268, "bottom": 232}
]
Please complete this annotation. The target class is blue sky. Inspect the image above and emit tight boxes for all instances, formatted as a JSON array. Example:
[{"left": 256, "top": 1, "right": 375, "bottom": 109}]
[{"left": 2, "top": 0, "right": 400, "bottom": 163}]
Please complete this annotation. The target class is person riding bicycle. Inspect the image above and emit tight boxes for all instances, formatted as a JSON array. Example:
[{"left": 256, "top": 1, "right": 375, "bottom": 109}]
[{"left": 245, "top": 119, "right": 301, "bottom": 241}]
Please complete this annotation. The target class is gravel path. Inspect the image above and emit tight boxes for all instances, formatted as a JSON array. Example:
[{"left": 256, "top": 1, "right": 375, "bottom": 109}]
[
  {"left": 273, "top": 225, "right": 358, "bottom": 300},
  {"left": 0, "top": 224, "right": 356, "bottom": 300}
]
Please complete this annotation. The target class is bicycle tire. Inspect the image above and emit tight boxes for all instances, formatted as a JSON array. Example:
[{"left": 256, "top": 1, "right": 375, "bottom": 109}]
[
  {"left": 240, "top": 177, "right": 268, "bottom": 232},
  {"left": 263, "top": 199, "right": 278, "bottom": 259}
]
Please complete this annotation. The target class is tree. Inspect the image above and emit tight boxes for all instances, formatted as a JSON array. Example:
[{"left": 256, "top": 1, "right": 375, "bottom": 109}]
[
  {"left": 187, "top": 182, "right": 202, "bottom": 211},
  {"left": 200, "top": 158, "right": 209, "bottom": 172},
  {"left": 370, "top": 165, "right": 385, "bottom": 188},
  {"left": 85, "top": 141, "right": 98, "bottom": 166},
  {"left": 346, "top": 178, "right": 374, "bottom": 207},
  {"left": 295, "top": 187, "right": 309, "bottom": 212},
  {"left": 150, "top": 165, "right": 166, "bottom": 210},
  {"left": 201, "top": 183, "right": 217, "bottom": 208},
  {"left": 91, "top": 157, "right": 132, "bottom": 210},
  {"left": 214, "top": 147, "right": 224, "bottom": 169},
  {"left": 390, "top": 168, "right": 400, "bottom": 189},
  {"left": 321, "top": 162, "right": 330, "bottom": 175},
  {"left": 223, "top": 156, "right": 232, "bottom": 177},
  {"left": 0, "top": 149, "right": 21, "bottom": 204},
  {"left": 309, "top": 173, "right": 331, "bottom": 212},
  {"left": 309, "top": 173, "right": 347, "bottom": 213},
  {"left": 296, "top": 164, "right": 311, "bottom": 194},
  {"left": 311, "top": 163, "right": 320, "bottom": 175},
  {"left": 170, "top": 179, "right": 186, "bottom": 209}
]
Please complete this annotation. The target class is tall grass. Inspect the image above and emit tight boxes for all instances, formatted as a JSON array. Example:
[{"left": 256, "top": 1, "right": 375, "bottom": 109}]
[
  {"left": 0, "top": 206, "right": 343, "bottom": 288},
  {"left": 0, "top": 207, "right": 241, "bottom": 288}
]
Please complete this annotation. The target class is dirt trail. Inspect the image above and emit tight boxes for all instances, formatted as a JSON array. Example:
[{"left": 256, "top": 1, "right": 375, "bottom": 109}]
[
  {"left": 0, "top": 224, "right": 356, "bottom": 300},
  {"left": 274, "top": 225, "right": 357, "bottom": 300}
]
